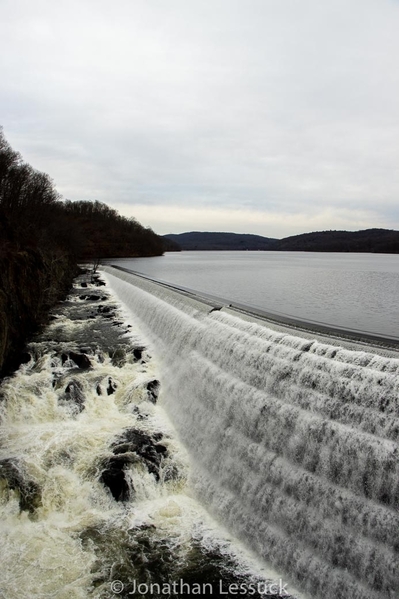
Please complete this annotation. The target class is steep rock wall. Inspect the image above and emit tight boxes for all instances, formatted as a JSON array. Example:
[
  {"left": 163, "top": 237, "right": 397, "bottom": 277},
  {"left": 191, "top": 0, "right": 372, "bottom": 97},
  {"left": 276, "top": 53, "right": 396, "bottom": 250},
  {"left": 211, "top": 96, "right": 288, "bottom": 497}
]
[{"left": 0, "top": 247, "right": 78, "bottom": 376}]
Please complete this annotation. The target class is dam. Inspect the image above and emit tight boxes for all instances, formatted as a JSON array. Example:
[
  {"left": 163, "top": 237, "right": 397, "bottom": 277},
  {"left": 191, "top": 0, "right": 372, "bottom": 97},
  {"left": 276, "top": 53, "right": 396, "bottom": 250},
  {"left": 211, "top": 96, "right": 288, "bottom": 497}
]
[{"left": 101, "top": 264, "right": 399, "bottom": 599}]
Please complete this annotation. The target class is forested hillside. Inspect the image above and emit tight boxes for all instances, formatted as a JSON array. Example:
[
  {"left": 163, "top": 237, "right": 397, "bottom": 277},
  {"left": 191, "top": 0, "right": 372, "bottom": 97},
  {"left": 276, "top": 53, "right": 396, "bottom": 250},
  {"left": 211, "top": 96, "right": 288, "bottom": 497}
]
[
  {"left": 165, "top": 229, "right": 399, "bottom": 253},
  {"left": 275, "top": 228, "right": 399, "bottom": 253},
  {"left": 0, "top": 128, "right": 165, "bottom": 375},
  {"left": 164, "top": 231, "right": 277, "bottom": 250},
  {"left": 62, "top": 200, "right": 164, "bottom": 259}
]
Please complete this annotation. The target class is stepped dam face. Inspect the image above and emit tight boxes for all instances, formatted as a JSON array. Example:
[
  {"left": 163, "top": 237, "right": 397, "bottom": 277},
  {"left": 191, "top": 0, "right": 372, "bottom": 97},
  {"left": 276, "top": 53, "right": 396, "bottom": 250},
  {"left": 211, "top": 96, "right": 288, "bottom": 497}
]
[{"left": 102, "top": 265, "right": 399, "bottom": 599}]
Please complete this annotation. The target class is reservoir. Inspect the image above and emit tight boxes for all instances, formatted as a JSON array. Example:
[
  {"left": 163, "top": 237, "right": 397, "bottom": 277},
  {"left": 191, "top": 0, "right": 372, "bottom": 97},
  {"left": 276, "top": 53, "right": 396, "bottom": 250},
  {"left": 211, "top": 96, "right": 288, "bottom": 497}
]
[{"left": 107, "top": 251, "right": 399, "bottom": 341}]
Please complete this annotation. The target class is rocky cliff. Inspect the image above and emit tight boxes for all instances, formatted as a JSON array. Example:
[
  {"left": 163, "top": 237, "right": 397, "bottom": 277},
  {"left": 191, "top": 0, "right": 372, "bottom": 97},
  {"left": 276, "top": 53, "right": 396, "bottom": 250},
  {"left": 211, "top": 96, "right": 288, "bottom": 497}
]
[{"left": 0, "top": 246, "right": 78, "bottom": 376}]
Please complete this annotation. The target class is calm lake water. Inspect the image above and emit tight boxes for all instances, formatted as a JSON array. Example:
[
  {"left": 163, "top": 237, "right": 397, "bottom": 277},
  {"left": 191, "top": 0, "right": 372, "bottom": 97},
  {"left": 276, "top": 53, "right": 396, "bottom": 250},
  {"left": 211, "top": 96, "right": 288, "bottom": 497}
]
[{"left": 107, "top": 252, "right": 399, "bottom": 340}]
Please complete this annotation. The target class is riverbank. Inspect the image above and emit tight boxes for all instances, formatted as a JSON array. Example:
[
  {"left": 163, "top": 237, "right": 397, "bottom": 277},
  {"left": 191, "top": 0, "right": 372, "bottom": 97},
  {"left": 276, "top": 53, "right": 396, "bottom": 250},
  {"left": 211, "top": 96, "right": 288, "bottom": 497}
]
[{"left": 0, "top": 246, "right": 78, "bottom": 377}]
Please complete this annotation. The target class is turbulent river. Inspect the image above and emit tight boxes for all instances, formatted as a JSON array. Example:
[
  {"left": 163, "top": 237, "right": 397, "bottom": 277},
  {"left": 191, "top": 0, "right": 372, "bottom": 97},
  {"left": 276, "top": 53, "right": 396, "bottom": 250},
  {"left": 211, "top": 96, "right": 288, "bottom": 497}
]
[
  {"left": 0, "top": 269, "right": 299, "bottom": 599},
  {"left": 1, "top": 266, "right": 399, "bottom": 599}
]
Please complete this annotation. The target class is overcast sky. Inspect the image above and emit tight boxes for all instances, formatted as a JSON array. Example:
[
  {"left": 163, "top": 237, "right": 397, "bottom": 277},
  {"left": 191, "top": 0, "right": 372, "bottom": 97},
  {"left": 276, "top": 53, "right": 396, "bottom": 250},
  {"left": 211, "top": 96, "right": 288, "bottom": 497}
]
[{"left": 1, "top": 0, "right": 398, "bottom": 238}]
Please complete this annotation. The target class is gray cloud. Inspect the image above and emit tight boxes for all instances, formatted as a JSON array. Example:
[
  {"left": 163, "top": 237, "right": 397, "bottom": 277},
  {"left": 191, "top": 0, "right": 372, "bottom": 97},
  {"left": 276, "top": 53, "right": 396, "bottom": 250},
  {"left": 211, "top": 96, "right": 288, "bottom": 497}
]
[{"left": 1, "top": 0, "right": 399, "bottom": 236}]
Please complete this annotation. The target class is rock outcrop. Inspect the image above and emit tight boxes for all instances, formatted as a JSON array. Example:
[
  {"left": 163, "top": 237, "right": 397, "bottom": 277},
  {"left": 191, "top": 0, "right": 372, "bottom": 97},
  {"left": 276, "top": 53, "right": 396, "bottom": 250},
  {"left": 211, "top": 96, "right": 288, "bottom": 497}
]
[{"left": 0, "top": 246, "right": 78, "bottom": 376}]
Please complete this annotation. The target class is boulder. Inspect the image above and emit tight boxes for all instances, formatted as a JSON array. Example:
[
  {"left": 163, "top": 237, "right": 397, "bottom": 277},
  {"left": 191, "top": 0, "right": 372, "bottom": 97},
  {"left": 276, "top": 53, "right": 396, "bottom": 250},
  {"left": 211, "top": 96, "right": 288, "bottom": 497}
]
[
  {"left": 99, "top": 463, "right": 130, "bottom": 502},
  {"left": 133, "top": 347, "right": 145, "bottom": 361},
  {"left": 146, "top": 380, "right": 160, "bottom": 403},
  {"left": 99, "top": 428, "right": 168, "bottom": 501},
  {"left": 0, "top": 459, "right": 41, "bottom": 512},
  {"left": 69, "top": 351, "right": 91, "bottom": 369},
  {"left": 106, "top": 377, "right": 117, "bottom": 395},
  {"left": 64, "top": 379, "right": 85, "bottom": 410}
]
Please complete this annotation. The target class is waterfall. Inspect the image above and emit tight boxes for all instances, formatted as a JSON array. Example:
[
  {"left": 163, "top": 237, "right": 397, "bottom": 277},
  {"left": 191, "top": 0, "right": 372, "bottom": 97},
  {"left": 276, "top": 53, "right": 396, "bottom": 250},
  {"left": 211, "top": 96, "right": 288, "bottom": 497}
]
[{"left": 102, "top": 265, "right": 399, "bottom": 599}]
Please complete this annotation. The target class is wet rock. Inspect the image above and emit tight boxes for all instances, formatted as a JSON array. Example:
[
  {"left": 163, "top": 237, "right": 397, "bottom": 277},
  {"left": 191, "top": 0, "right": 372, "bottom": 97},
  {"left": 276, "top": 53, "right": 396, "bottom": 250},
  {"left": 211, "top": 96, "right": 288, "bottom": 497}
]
[
  {"left": 110, "top": 348, "right": 126, "bottom": 367},
  {"left": 96, "top": 383, "right": 102, "bottom": 395},
  {"left": 97, "top": 352, "right": 105, "bottom": 364},
  {"left": 100, "top": 450, "right": 140, "bottom": 501},
  {"left": 0, "top": 459, "right": 41, "bottom": 512},
  {"left": 107, "top": 377, "right": 117, "bottom": 395},
  {"left": 99, "top": 428, "right": 168, "bottom": 501},
  {"left": 96, "top": 304, "right": 116, "bottom": 318},
  {"left": 78, "top": 347, "right": 92, "bottom": 355},
  {"left": 99, "top": 465, "right": 131, "bottom": 502},
  {"left": 113, "top": 428, "right": 166, "bottom": 479},
  {"left": 146, "top": 380, "right": 160, "bottom": 403},
  {"left": 64, "top": 379, "right": 85, "bottom": 411},
  {"left": 133, "top": 347, "right": 145, "bottom": 361},
  {"left": 112, "top": 443, "right": 135, "bottom": 455},
  {"left": 68, "top": 351, "right": 91, "bottom": 369},
  {"left": 62, "top": 351, "right": 93, "bottom": 367},
  {"left": 81, "top": 282, "right": 88, "bottom": 287},
  {"left": 92, "top": 275, "right": 106, "bottom": 287},
  {"left": 79, "top": 294, "right": 102, "bottom": 301}
]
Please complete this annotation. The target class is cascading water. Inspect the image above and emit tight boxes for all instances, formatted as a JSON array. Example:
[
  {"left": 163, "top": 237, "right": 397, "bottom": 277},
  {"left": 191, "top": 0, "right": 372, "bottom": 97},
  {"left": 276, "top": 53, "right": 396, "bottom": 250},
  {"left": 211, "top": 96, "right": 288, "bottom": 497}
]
[
  {"left": 101, "top": 265, "right": 399, "bottom": 599},
  {"left": 0, "top": 270, "right": 300, "bottom": 599}
]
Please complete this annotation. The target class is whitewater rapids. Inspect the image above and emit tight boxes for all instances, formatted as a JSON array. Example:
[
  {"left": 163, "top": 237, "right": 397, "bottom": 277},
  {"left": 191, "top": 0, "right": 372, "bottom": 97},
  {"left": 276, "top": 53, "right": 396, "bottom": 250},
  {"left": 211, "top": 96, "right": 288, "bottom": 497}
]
[{"left": 0, "top": 269, "right": 298, "bottom": 599}]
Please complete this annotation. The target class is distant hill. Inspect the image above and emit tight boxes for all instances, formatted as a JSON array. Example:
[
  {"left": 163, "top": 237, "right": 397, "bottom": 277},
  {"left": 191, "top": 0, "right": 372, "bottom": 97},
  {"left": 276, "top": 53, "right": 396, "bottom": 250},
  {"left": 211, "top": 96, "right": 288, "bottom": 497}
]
[
  {"left": 163, "top": 231, "right": 278, "bottom": 251},
  {"left": 164, "top": 228, "right": 399, "bottom": 253},
  {"left": 275, "top": 229, "right": 399, "bottom": 253}
]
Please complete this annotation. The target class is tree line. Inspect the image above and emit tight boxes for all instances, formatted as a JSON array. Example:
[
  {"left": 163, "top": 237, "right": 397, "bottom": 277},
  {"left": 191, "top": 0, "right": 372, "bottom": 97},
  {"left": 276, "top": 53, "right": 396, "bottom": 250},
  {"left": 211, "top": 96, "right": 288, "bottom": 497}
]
[
  {"left": 165, "top": 227, "right": 399, "bottom": 253},
  {"left": 0, "top": 128, "right": 167, "bottom": 261}
]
